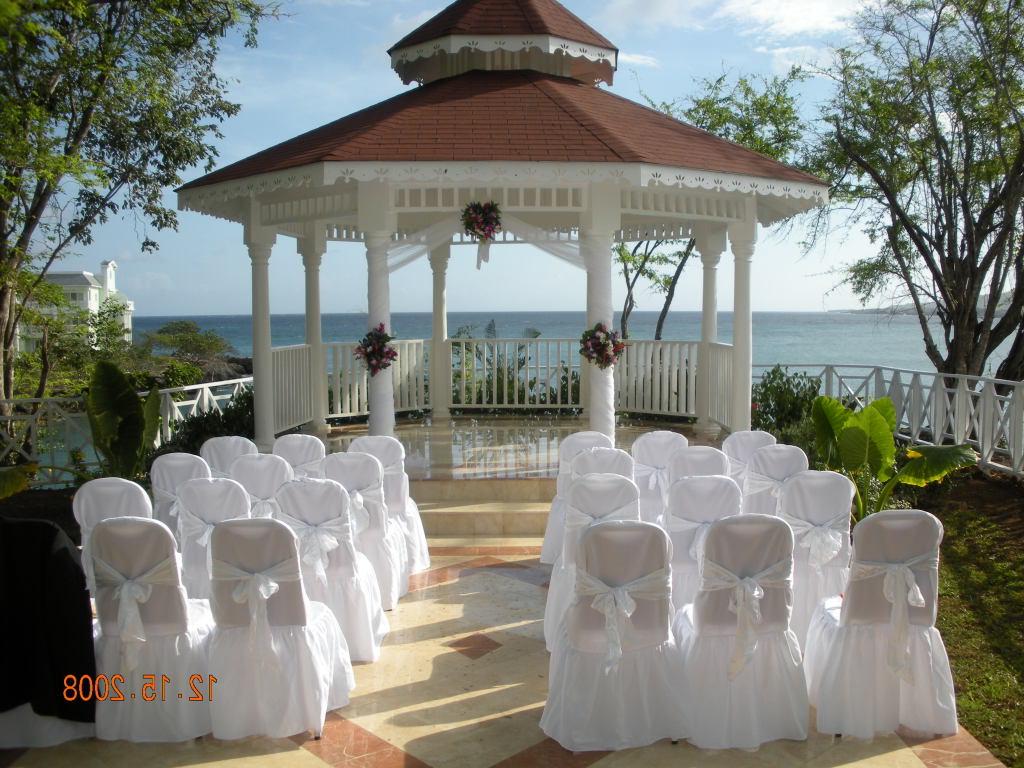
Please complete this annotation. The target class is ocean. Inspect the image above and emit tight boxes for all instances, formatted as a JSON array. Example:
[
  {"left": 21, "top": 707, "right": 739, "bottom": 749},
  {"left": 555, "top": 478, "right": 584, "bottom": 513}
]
[{"left": 132, "top": 311, "right": 1010, "bottom": 376}]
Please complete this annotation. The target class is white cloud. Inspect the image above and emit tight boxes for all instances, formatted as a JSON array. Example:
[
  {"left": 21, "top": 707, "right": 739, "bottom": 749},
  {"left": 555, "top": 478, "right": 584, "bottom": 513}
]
[
  {"left": 601, "top": 0, "right": 859, "bottom": 38},
  {"left": 755, "top": 44, "right": 830, "bottom": 72},
  {"left": 618, "top": 52, "right": 660, "bottom": 67}
]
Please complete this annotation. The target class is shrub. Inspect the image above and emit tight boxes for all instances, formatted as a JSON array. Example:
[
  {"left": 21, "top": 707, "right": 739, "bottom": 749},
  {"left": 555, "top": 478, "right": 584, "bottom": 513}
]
[
  {"left": 148, "top": 387, "right": 254, "bottom": 462},
  {"left": 751, "top": 365, "right": 821, "bottom": 433}
]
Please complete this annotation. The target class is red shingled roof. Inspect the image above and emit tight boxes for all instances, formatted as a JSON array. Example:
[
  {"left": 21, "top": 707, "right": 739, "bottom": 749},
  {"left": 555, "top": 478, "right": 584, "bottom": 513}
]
[
  {"left": 180, "top": 70, "right": 822, "bottom": 190},
  {"left": 389, "top": 0, "right": 615, "bottom": 53}
]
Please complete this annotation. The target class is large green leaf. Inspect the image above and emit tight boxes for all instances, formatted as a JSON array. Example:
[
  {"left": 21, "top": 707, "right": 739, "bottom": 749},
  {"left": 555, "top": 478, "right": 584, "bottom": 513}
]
[
  {"left": 866, "top": 397, "right": 898, "bottom": 434},
  {"left": 896, "top": 444, "right": 978, "bottom": 487},
  {"left": 86, "top": 361, "right": 143, "bottom": 477},
  {"left": 812, "top": 396, "right": 850, "bottom": 467},
  {"left": 0, "top": 464, "right": 34, "bottom": 500},
  {"left": 838, "top": 406, "right": 896, "bottom": 476},
  {"left": 837, "top": 421, "right": 870, "bottom": 471}
]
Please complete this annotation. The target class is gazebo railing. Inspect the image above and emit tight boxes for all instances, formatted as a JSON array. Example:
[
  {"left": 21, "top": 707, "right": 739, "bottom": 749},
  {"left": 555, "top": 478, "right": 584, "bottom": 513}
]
[
  {"left": 449, "top": 338, "right": 581, "bottom": 410},
  {"left": 709, "top": 342, "right": 734, "bottom": 430},
  {"left": 615, "top": 340, "right": 699, "bottom": 417},
  {"left": 324, "top": 339, "right": 427, "bottom": 419}
]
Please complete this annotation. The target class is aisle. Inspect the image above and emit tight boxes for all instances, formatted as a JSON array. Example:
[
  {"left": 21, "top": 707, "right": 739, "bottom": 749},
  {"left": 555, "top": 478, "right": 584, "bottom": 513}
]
[{"left": 1, "top": 539, "right": 1001, "bottom": 768}]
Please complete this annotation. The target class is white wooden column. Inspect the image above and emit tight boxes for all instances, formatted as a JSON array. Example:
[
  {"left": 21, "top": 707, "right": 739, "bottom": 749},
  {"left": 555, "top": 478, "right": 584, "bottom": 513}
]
[
  {"left": 366, "top": 231, "right": 395, "bottom": 436},
  {"left": 729, "top": 209, "right": 757, "bottom": 432},
  {"left": 246, "top": 230, "right": 276, "bottom": 450},
  {"left": 429, "top": 243, "right": 451, "bottom": 419},
  {"left": 299, "top": 231, "right": 328, "bottom": 433},
  {"left": 694, "top": 224, "right": 726, "bottom": 435}
]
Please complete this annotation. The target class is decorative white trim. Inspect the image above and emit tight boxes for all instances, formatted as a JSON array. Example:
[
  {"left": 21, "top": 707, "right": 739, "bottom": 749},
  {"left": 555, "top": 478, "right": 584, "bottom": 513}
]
[{"left": 390, "top": 34, "right": 617, "bottom": 69}]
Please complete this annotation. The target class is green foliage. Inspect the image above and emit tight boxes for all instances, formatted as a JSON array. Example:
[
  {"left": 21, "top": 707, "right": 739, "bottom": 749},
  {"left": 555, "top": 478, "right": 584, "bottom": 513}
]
[
  {"left": 812, "top": 395, "right": 977, "bottom": 519},
  {"left": 150, "top": 387, "right": 253, "bottom": 460},
  {"left": 141, "top": 320, "right": 236, "bottom": 366},
  {"left": 85, "top": 360, "right": 160, "bottom": 480},
  {"left": 0, "top": 463, "right": 34, "bottom": 499},
  {"left": 751, "top": 366, "right": 821, "bottom": 432}
]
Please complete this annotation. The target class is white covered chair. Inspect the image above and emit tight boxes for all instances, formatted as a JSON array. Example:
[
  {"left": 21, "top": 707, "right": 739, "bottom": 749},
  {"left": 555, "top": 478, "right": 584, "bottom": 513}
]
[
  {"left": 541, "top": 520, "right": 686, "bottom": 751},
  {"left": 199, "top": 435, "right": 258, "bottom": 478},
  {"left": 176, "top": 477, "right": 250, "bottom": 599},
  {"left": 274, "top": 478, "right": 389, "bottom": 662},
  {"left": 571, "top": 447, "right": 634, "bottom": 481},
  {"left": 778, "top": 470, "right": 855, "bottom": 645},
  {"left": 667, "top": 445, "right": 731, "bottom": 483},
  {"left": 673, "top": 514, "right": 808, "bottom": 749},
  {"left": 543, "top": 473, "right": 640, "bottom": 651},
  {"left": 722, "top": 430, "right": 777, "bottom": 486},
  {"left": 805, "top": 510, "right": 956, "bottom": 740},
  {"left": 90, "top": 517, "right": 214, "bottom": 742},
  {"left": 273, "top": 434, "right": 326, "bottom": 478},
  {"left": 664, "top": 475, "right": 742, "bottom": 609},
  {"left": 743, "top": 444, "right": 809, "bottom": 516},
  {"left": 348, "top": 435, "right": 431, "bottom": 574},
  {"left": 208, "top": 518, "right": 354, "bottom": 739},
  {"left": 150, "top": 452, "right": 211, "bottom": 532},
  {"left": 540, "top": 430, "right": 614, "bottom": 564},
  {"left": 631, "top": 430, "right": 688, "bottom": 525},
  {"left": 323, "top": 451, "right": 408, "bottom": 610},
  {"left": 229, "top": 453, "right": 295, "bottom": 518},
  {"left": 73, "top": 477, "right": 152, "bottom": 594}
]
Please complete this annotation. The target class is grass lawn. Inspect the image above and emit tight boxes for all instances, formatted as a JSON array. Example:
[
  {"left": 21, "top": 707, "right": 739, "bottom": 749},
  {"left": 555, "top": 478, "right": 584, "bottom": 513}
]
[{"left": 920, "top": 471, "right": 1024, "bottom": 767}]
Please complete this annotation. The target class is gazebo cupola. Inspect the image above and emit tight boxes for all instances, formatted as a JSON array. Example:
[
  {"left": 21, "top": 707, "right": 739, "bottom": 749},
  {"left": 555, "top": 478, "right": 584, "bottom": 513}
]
[{"left": 388, "top": 0, "right": 618, "bottom": 86}]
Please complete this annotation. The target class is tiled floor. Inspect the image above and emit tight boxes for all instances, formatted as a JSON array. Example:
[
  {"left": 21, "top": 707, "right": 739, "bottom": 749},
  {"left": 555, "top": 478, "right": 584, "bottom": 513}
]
[{"left": 3, "top": 542, "right": 1004, "bottom": 768}]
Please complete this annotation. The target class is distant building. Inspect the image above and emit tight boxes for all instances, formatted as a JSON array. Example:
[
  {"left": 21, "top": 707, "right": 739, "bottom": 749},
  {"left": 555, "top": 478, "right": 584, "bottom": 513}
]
[{"left": 16, "top": 260, "right": 134, "bottom": 352}]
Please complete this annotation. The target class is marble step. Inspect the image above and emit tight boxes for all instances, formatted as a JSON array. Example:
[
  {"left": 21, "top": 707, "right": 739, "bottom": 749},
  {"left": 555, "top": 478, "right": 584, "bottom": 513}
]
[
  {"left": 409, "top": 478, "right": 555, "bottom": 503},
  {"left": 417, "top": 500, "right": 551, "bottom": 536}
]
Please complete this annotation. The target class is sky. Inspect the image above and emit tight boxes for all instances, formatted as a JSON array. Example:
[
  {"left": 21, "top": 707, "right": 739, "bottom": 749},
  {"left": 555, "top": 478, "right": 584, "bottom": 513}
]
[{"left": 60, "top": 0, "right": 878, "bottom": 317}]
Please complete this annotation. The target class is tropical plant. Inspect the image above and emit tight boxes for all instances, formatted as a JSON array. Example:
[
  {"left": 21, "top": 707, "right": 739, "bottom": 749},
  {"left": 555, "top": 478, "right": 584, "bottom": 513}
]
[
  {"left": 85, "top": 360, "right": 160, "bottom": 480},
  {"left": 148, "top": 386, "right": 253, "bottom": 461},
  {"left": 0, "top": 463, "right": 35, "bottom": 499},
  {"left": 812, "top": 395, "right": 977, "bottom": 519},
  {"left": 751, "top": 366, "right": 821, "bottom": 433}
]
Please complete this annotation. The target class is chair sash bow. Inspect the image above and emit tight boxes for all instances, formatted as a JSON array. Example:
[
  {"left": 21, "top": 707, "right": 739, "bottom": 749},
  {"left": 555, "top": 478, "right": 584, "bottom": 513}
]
[
  {"left": 665, "top": 515, "right": 713, "bottom": 563},
  {"left": 634, "top": 462, "right": 670, "bottom": 494},
  {"left": 93, "top": 555, "right": 180, "bottom": 672},
  {"left": 211, "top": 557, "right": 301, "bottom": 661},
  {"left": 177, "top": 505, "right": 217, "bottom": 576},
  {"left": 277, "top": 511, "right": 357, "bottom": 586},
  {"left": 574, "top": 566, "right": 671, "bottom": 673},
  {"left": 153, "top": 487, "right": 181, "bottom": 519},
  {"left": 850, "top": 550, "right": 937, "bottom": 684},
  {"left": 780, "top": 510, "right": 849, "bottom": 571},
  {"left": 743, "top": 471, "right": 785, "bottom": 502},
  {"left": 700, "top": 556, "right": 797, "bottom": 679},
  {"left": 248, "top": 493, "right": 280, "bottom": 519},
  {"left": 290, "top": 458, "right": 323, "bottom": 478},
  {"left": 347, "top": 490, "right": 371, "bottom": 535},
  {"left": 726, "top": 456, "right": 748, "bottom": 484}
]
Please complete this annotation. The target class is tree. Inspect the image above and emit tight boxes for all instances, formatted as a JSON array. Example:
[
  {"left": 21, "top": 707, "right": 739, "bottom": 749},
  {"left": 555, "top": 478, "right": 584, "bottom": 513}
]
[
  {"left": 0, "top": 0, "right": 276, "bottom": 405},
  {"left": 618, "top": 68, "right": 808, "bottom": 338},
  {"left": 812, "top": 0, "right": 1024, "bottom": 380},
  {"left": 142, "top": 320, "right": 236, "bottom": 366}
]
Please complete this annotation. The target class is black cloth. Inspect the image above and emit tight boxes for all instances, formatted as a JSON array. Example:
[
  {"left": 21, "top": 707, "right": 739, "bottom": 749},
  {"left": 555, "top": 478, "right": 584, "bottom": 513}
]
[{"left": 0, "top": 517, "right": 96, "bottom": 722}]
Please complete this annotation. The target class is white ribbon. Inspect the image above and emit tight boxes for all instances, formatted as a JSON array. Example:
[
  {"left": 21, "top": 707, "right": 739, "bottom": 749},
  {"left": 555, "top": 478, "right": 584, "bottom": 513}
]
[
  {"left": 743, "top": 470, "right": 785, "bottom": 501},
  {"left": 93, "top": 555, "right": 180, "bottom": 673},
  {"left": 380, "top": 461, "right": 412, "bottom": 521},
  {"left": 850, "top": 550, "right": 937, "bottom": 684},
  {"left": 700, "top": 556, "right": 798, "bottom": 679},
  {"left": 290, "top": 459, "right": 323, "bottom": 479},
  {"left": 665, "top": 515, "right": 713, "bottom": 563},
  {"left": 561, "top": 502, "right": 637, "bottom": 567},
  {"left": 347, "top": 490, "right": 372, "bottom": 535},
  {"left": 276, "top": 511, "right": 357, "bottom": 587},
  {"left": 248, "top": 494, "right": 280, "bottom": 520},
  {"left": 574, "top": 566, "right": 671, "bottom": 673},
  {"left": 177, "top": 504, "right": 217, "bottom": 577},
  {"left": 780, "top": 511, "right": 850, "bottom": 572},
  {"left": 727, "top": 457, "right": 748, "bottom": 485},
  {"left": 635, "top": 462, "right": 670, "bottom": 497},
  {"left": 476, "top": 239, "right": 491, "bottom": 270},
  {"left": 153, "top": 487, "right": 181, "bottom": 520},
  {"left": 210, "top": 556, "right": 302, "bottom": 663}
]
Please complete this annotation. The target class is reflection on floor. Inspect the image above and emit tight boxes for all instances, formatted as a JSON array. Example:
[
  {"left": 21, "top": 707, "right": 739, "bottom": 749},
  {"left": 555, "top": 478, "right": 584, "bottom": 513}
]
[
  {"left": 327, "top": 415, "right": 718, "bottom": 480},
  {"left": 2, "top": 540, "right": 1002, "bottom": 768}
]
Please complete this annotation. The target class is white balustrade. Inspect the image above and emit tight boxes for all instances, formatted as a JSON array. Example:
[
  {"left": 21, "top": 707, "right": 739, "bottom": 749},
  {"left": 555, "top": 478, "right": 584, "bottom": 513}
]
[
  {"left": 325, "top": 339, "right": 427, "bottom": 419},
  {"left": 614, "top": 340, "right": 699, "bottom": 417},
  {"left": 271, "top": 344, "right": 313, "bottom": 433},
  {"left": 158, "top": 377, "right": 253, "bottom": 443},
  {"left": 449, "top": 338, "right": 582, "bottom": 410},
  {"left": 709, "top": 342, "right": 734, "bottom": 430}
]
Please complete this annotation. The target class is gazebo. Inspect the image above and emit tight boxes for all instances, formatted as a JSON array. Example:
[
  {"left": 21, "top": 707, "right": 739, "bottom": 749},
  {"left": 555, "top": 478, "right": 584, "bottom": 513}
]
[{"left": 177, "top": 0, "right": 828, "bottom": 450}]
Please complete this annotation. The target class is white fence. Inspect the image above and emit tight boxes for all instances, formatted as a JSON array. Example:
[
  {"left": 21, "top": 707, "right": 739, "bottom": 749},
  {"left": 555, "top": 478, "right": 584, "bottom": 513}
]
[
  {"left": 615, "top": 340, "right": 699, "bottom": 417},
  {"left": 709, "top": 343, "right": 734, "bottom": 430},
  {"left": 325, "top": 339, "right": 427, "bottom": 418},
  {"left": 271, "top": 345, "right": 313, "bottom": 433},
  {"left": 754, "top": 364, "right": 1024, "bottom": 477},
  {"left": 450, "top": 338, "right": 581, "bottom": 409},
  {"left": 158, "top": 377, "right": 253, "bottom": 443}
]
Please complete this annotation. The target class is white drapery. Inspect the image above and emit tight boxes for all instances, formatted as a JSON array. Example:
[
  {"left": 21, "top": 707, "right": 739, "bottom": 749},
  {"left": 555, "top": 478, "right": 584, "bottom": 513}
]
[
  {"left": 385, "top": 214, "right": 586, "bottom": 272},
  {"left": 779, "top": 510, "right": 849, "bottom": 572},
  {"left": 276, "top": 511, "right": 358, "bottom": 587}
]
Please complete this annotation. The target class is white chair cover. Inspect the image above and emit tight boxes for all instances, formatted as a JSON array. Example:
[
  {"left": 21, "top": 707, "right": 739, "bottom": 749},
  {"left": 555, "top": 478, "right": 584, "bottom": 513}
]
[
  {"left": 176, "top": 477, "right": 251, "bottom": 599},
  {"left": 541, "top": 521, "right": 686, "bottom": 751},
  {"left": 664, "top": 475, "right": 742, "bottom": 609},
  {"left": 90, "top": 517, "right": 214, "bottom": 742},
  {"left": 743, "top": 444, "right": 809, "bottom": 516},
  {"left": 673, "top": 514, "right": 808, "bottom": 749},
  {"left": 208, "top": 518, "right": 354, "bottom": 739},
  {"left": 323, "top": 451, "right": 408, "bottom": 609},
  {"left": 229, "top": 452, "right": 295, "bottom": 518},
  {"left": 150, "top": 453, "right": 211, "bottom": 532},
  {"left": 778, "top": 470, "right": 854, "bottom": 645},
  {"left": 722, "top": 430, "right": 777, "bottom": 486},
  {"left": 273, "top": 434, "right": 326, "bottom": 478},
  {"left": 275, "top": 478, "right": 389, "bottom": 662},
  {"left": 631, "top": 430, "right": 688, "bottom": 525},
  {"left": 349, "top": 435, "right": 431, "bottom": 574},
  {"left": 199, "top": 435, "right": 258, "bottom": 478},
  {"left": 543, "top": 474, "right": 640, "bottom": 651},
  {"left": 805, "top": 510, "right": 957, "bottom": 739},
  {"left": 570, "top": 447, "right": 634, "bottom": 481},
  {"left": 540, "top": 431, "right": 614, "bottom": 564},
  {"left": 73, "top": 477, "right": 153, "bottom": 594},
  {"left": 667, "top": 446, "right": 731, "bottom": 485}
]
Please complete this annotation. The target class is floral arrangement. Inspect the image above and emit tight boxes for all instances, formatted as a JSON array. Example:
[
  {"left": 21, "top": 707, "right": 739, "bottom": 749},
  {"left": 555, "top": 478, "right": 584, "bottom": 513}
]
[
  {"left": 461, "top": 201, "right": 502, "bottom": 242},
  {"left": 355, "top": 323, "right": 398, "bottom": 377},
  {"left": 579, "top": 323, "right": 626, "bottom": 369}
]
